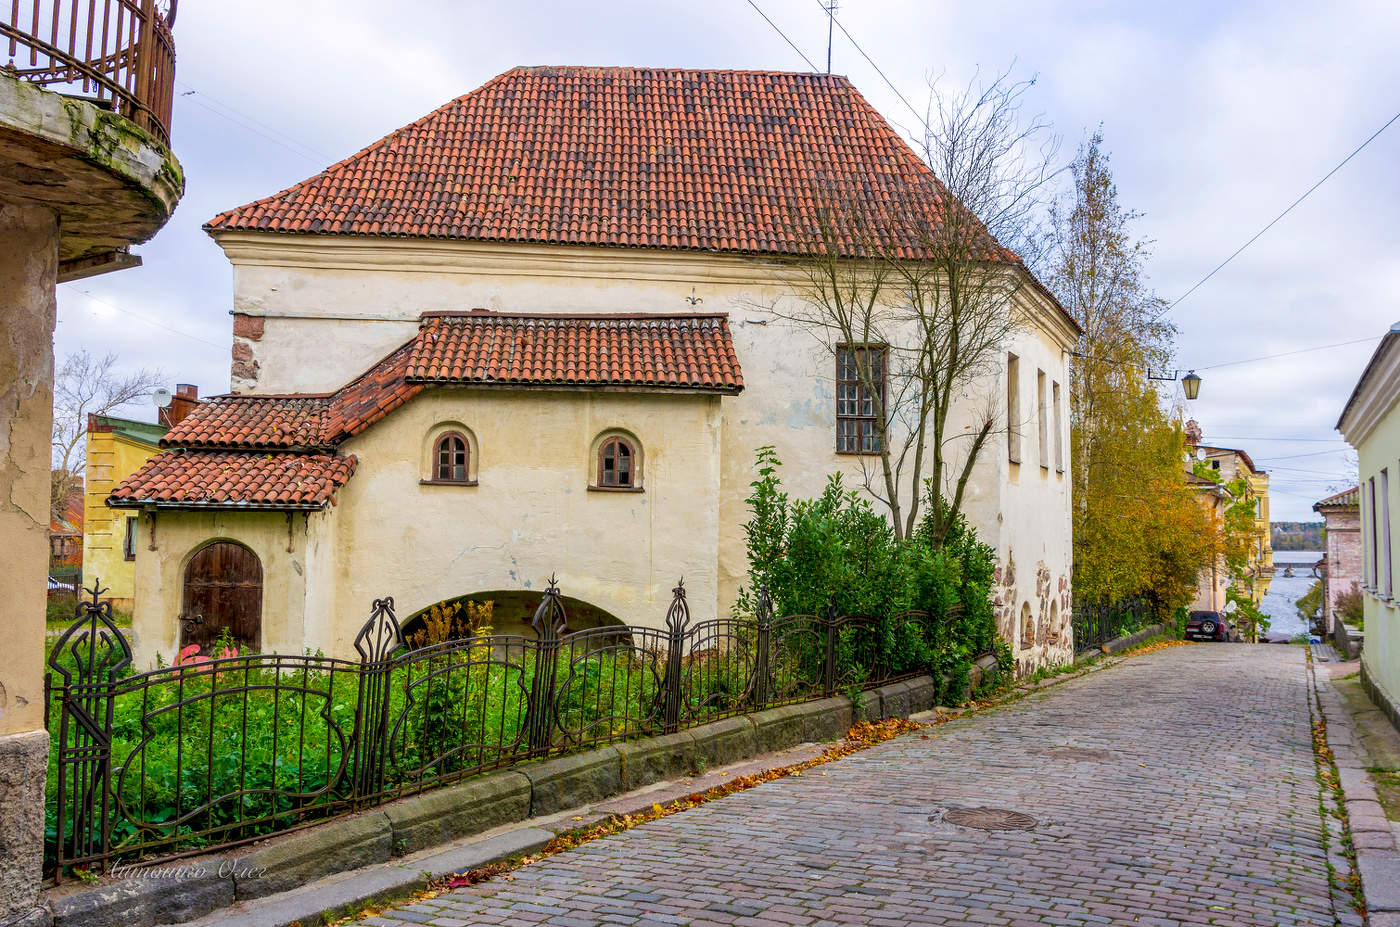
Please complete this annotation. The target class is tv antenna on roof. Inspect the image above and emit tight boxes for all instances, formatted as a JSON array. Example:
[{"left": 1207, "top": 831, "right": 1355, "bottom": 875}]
[{"left": 824, "top": 0, "right": 838, "bottom": 74}]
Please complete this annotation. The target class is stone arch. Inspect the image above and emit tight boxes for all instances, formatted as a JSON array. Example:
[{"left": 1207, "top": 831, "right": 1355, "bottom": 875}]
[
  {"left": 1019, "top": 601, "right": 1034, "bottom": 650},
  {"left": 401, "top": 589, "right": 630, "bottom": 646},
  {"left": 1047, "top": 599, "right": 1061, "bottom": 645}
]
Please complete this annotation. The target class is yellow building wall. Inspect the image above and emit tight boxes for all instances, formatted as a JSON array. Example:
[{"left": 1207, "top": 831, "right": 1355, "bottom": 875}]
[{"left": 84, "top": 430, "right": 162, "bottom": 611}]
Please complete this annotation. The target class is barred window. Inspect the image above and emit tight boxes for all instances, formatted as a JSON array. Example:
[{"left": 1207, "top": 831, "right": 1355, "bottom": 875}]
[
  {"left": 836, "top": 345, "right": 885, "bottom": 454},
  {"left": 434, "top": 433, "right": 470, "bottom": 483}
]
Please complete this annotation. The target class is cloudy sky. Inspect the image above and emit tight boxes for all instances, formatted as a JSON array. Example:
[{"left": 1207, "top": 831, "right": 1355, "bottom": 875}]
[{"left": 55, "top": 0, "right": 1400, "bottom": 520}]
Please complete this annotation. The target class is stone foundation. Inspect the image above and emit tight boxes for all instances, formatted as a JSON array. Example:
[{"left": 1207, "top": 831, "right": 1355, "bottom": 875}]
[{"left": 0, "top": 730, "right": 49, "bottom": 921}]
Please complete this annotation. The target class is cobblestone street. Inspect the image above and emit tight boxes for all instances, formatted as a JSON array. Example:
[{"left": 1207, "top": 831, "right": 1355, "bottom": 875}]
[{"left": 352, "top": 646, "right": 1338, "bottom": 926}]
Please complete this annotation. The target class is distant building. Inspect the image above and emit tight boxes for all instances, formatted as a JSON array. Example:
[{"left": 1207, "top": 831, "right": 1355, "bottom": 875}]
[
  {"left": 1187, "top": 431, "right": 1275, "bottom": 605},
  {"left": 48, "top": 481, "right": 84, "bottom": 567},
  {"left": 1313, "top": 487, "right": 1360, "bottom": 635},
  {"left": 1338, "top": 322, "right": 1400, "bottom": 728},
  {"left": 1188, "top": 471, "right": 1231, "bottom": 612},
  {"left": 82, "top": 387, "right": 198, "bottom": 611}
]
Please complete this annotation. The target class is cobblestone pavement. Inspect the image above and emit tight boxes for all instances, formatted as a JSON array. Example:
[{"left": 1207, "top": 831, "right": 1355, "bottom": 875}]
[{"left": 352, "top": 646, "right": 1337, "bottom": 926}]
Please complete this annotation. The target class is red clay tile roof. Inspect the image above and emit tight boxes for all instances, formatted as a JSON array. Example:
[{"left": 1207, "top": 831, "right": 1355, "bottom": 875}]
[
  {"left": 109, "top": 451, "right": 357, "bottom": 510},
  {"left": 162, "top": 312, "right": 741, "bottom": 453},
  {"left": 163, "top": 397, "right": 330, "bottom": 449},
  {"left": 407, "top": 313, "right": 743, "bottom": 391},
  {"left": 205, "top": 67, "right": 1010, "bottom": 262}
]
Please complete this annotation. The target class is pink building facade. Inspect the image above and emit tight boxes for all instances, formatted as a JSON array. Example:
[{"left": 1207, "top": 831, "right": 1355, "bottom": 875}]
[{"left": 1315, "top": 487, "right": 1361, "bottom": 633}]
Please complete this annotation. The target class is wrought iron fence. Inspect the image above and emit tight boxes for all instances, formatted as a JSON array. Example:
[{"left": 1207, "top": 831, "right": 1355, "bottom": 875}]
[
  {"left": 45, "top": 576, "right": 943, "bottom": 880},
  {"left": 2, "top": 0, "right": 177, "bottom": 144},
  {"left": 1071, "top": 596, "right": 1152, "bottom": 653}
]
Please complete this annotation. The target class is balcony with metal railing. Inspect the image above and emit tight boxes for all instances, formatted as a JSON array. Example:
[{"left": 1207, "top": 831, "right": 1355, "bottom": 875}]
[{"left": 2, "top": 0, "right": 176, "bottom": 145}]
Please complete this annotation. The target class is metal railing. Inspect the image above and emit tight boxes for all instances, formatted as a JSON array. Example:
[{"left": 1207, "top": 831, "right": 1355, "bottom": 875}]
[
  {"left": 2, "top": 0, "right": 177, "bottom": 144},
  {"left": 45, "top": 577, "right": 952, "bottom": 880},
  {"left": 1071, "top": 596, "right": 1152, "bottom": 653}
]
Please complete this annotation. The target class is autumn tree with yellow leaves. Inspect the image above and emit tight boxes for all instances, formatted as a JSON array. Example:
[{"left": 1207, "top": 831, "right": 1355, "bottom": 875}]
[{"left": 1049, "top": 131, "right": 1215, "bottom": 611}]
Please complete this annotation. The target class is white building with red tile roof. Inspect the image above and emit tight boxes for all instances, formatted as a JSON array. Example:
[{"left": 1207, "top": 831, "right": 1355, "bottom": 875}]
[{"left": 116, "top": 68, "right": 1078, "bottom": 672}]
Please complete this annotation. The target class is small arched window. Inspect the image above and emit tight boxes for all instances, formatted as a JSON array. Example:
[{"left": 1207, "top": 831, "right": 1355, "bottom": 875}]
[
  {"left": 596, "top": 436, "right": 638, "bottom": 489},
  {"left": 434, "top": 433, "right": 470, "bottom": 483}
]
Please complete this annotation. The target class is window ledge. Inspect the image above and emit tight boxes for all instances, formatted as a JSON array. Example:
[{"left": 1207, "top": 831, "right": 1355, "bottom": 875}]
[
  {"left": 420, "top": 478, "right": 479, "bottom": 487},
  {"left": 836, "top": 449, "right": 884, "bottom": 457},
  {"left": 588, "top": 485, "right": 644, "bottom": 493}
]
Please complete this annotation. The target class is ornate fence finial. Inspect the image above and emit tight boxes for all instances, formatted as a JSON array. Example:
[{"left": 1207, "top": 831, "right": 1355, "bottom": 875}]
[
  {"left": 354, "top": 596, "right": 402, "bottom": 663},
  {"left": 48, "top": 579, "right": 131, "bottom": 686},
  {"left": 665, "top": 577, "right": 691, "bottom": 635},
  {"left": 825, "top": 594, "right": 841, "bottom": 626},
  {"left": 530, "top": 574, "right": 569, "bottom": 641}
]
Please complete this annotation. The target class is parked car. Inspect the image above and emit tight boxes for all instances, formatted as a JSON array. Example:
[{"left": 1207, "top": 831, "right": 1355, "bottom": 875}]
[{"left": 1185, "top": 610, "right": 1238, "bottom": 642}]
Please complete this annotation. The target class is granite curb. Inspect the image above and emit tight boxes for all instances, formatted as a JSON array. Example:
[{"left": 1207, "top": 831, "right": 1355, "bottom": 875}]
[{"left": 1313, "top": 661, "right": 1400, "bottom": 921}]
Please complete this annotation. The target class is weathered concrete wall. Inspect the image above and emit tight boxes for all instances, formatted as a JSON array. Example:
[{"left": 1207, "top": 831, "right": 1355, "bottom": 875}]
[
  {"left": 210, "top": 233, "right": 1076, "bottom": 671},
  {"left": 0, "top": 199, "right": 58, "bottom": 920}
]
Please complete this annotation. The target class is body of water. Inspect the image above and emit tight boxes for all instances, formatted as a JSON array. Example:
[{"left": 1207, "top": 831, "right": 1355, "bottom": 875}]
[{"left": 1260, "top": 551, "right": 1323, "bottom": 639}]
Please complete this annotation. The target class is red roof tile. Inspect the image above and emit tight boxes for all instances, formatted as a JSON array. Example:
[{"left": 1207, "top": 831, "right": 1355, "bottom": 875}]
[
  {"left": 205, "top": 67, "right": 1009, "bottom": 262},
  {"left": 407, "top": 313, "right": 742, "bottom": 391},
  {"left": 109, "top": 451, "right": 357, "bottom": 509},
  {"left": 163, "top": 397, "right": 330, "bottom": 449},
  {"left": 163, "top": 312, "right": 742, "bottom": 452}
]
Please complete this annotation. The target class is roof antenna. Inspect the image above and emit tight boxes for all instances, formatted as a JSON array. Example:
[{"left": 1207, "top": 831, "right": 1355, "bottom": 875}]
[{"left": 824, "top": 0, "right": 838, "bottom": 74}]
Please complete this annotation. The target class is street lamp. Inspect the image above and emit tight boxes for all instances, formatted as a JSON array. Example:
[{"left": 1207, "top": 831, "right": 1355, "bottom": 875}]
[
  {"left": 1148, "top": 369, "right": 1203, "bottom": 400},
  {"left": 1181, "top": 370, "right": 1202, "bottom": 401}
]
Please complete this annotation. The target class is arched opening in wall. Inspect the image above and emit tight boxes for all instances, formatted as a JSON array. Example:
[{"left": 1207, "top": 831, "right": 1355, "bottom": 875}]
[
  {"left": 1019, "top": 602, "right": 1034, "bottom": 650},
  {"left": 181, "top": 540, "right": 263, "bottom": 654},
  {"left": 401, "top": 590, "right": 631, "bottom": 648},
  {"left": 1047, "top": 600, "right": 1061, "bottom": 645}
]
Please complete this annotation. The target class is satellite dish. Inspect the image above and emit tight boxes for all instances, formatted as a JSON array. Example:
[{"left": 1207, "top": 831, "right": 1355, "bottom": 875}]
[{"left": 152, "top": 388, "right": 173, "bottom": 409}]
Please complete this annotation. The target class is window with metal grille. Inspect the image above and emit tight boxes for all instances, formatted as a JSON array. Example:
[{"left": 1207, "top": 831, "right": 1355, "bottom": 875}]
[
  {"left": 434, "top": 433, "right": 470, "bottom": 483},
  {"left": 597, "top": 436, "right": 638, "bottom": 488},
  {"left": 836, "top": 345, "right": 885, "bottom": 454}
]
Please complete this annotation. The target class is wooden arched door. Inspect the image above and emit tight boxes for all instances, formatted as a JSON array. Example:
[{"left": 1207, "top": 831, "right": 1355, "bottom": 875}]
[{"left": 181, "top": 541, "right": 263, "bottom": 653}]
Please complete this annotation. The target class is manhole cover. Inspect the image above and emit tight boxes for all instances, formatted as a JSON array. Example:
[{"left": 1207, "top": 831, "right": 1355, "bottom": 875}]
[{"left": 942, "top": 807, "right": 1037, "bottom": 831}]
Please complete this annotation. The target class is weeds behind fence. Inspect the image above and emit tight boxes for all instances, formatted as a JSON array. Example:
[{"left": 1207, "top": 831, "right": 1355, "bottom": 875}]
[{"left": 45, "top": 576, "right": 956, "bottom": 880}]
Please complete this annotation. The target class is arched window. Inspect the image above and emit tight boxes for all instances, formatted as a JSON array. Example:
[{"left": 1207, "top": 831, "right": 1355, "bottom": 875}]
[
  {"left": 596, "top": 436, "right": 639, "bottom": 489},
  {"left": 434, "top": 433, "right": 469, "bottom": 483}
]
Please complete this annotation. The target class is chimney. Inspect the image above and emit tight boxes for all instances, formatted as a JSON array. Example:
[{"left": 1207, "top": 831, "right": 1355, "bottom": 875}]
[{"left": 161, "top": 384, "right": 199, "bottom": 428}]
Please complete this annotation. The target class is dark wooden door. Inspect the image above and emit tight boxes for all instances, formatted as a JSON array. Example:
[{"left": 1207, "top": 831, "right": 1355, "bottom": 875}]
[{"left": 181, "top": 542, "right": 263, "bottom": 654}]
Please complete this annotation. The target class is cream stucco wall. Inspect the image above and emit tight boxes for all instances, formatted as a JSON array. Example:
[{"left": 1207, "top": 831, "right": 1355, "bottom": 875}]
[
  {"left": 204, "top": 232, "right": 1076, "bottom": 670},
  {"left": 128, "top": 509, "right": 321, "bottom": 667},
  {"left": 1345, "top": 360, "right": 1400, "bottom": 711}
]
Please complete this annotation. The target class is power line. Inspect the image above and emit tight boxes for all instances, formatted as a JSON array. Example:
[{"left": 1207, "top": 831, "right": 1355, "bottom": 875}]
[
  {"left": 1256, "top": 449, "right": 1353, "bottom": 462},
  {"left": 1195, "top": 336, "right": 1376, "bottom": 371},
  {"left": 1207, "top": 435, "right": 1349, "bottom": 444},
  {"left": 820, "top": 4, "right": 928, "bottom": 135},
  {"left": 62, "top": 288, "right": 225, "bottom": 351},
  {"left": 742, "top": 0, "right": 820, "bottom": 72},
  {"left": 1164, "top": 105, "right": 1400, "bottom": 315},
  {"left": 175, "top": 80, "right": 334, "bottom": 165}
]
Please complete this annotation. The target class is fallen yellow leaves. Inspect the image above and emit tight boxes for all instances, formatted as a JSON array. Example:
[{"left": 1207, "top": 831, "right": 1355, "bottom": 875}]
[{"left": 325, "top": 717, "right": 921, "bottom": 924}]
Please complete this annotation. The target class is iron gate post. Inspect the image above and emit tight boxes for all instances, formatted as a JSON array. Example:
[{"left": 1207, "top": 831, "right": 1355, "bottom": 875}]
[
  {"left": 525, "top": 576, "right": 568, "bottom": 754},
  {"left": 661, "top": 578, "right": 689, "bottom": 733}
]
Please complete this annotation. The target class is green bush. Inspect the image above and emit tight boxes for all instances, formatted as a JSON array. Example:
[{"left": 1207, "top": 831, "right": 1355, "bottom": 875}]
[{"left": 732, "top": 447, "right": 1000, "bottom": 699}]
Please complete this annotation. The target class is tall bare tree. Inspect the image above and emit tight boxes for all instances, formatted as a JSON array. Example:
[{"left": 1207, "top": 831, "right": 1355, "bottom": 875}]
[
  {"left": 779, "top": 68, "right": 1059, "bottom": 543},
  {"left": 51, "top": 350, "right": 163, "bottom": 517}
]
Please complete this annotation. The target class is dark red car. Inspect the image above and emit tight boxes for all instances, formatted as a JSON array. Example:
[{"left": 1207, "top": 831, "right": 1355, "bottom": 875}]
[{"left": 1185, "top": 610, "right": 1238, "bottom": 642}]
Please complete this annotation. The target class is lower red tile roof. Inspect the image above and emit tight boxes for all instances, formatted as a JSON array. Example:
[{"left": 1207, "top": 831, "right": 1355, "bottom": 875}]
[
  {"left": 407, "top": 313, "right": 742, "bottom": 391},
  {"left": 161, "top": 312, "right": 742, "bottom": 452},
  {"left": 139, "top": 311, "right": 741, "bottom": 510},
  {"left": 109, "top": 452, "right": 357, "bottom": 510}
]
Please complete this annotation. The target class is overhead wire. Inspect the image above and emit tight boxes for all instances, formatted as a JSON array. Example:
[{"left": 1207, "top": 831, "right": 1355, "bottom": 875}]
[
  {"left": 62, "top": 289, "right": 225, "bottom": 351},
  {"left": 1162, "top": 106, "right": 1400, "bottom": 315},
  {"left": 742, "top": 0, "right": 821, "bottom": 72}
]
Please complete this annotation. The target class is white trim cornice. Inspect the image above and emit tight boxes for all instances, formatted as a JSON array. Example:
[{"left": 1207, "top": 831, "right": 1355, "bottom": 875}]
[{"left": 1339, "top": 332, "right": 1400, "bottom": 446}]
